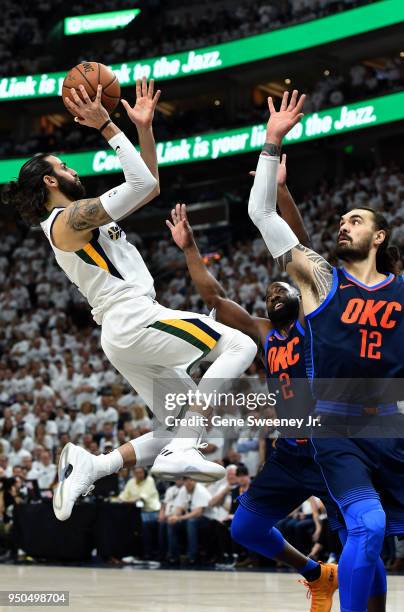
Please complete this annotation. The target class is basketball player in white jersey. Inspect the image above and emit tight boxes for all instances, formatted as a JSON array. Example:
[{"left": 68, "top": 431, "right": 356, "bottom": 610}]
[{"left": 2, "top": 78, "right": 256, "bottom": 521}]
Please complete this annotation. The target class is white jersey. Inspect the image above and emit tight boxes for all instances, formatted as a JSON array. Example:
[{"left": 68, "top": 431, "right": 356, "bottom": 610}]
[{"left": 40, "top": 207, "right": 156, "bottom": 324}]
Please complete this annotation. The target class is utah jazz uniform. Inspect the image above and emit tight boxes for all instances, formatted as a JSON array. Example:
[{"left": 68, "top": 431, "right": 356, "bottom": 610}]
[
  {"left": 306, "top": 267, "right": 404, "bottom": 534},
  {"left": 239, "top": 320, "right": 341, "bottom": 530},
  {"left": 40, "top": 208, "right": 247, "bottom": 425}
]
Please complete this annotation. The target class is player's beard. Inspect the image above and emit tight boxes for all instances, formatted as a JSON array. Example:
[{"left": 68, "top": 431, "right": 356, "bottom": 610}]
[
  {"left": 267, "top": 297, "right": 299, "bottom": 326},
  {"left": 56, "top": 174, "right": 86, "bottom": 201},
  {"left": 335, "top": 232, "right": 373, "bottom": 262}
]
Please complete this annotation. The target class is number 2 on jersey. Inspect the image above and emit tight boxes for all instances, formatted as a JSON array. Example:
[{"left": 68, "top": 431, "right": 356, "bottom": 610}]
[{"left": 279, "top": 372, "right": 294, "bottom": 400}]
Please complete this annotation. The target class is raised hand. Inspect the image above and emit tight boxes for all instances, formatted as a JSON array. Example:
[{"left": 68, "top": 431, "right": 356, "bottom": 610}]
[
  {"left": 166, "top": 203, "right": 195, "bottom": 250},
  {"left": 64, "top": 84, "right": 110, "bottom": 129},
  {"left": 121, "top": 77, "right": 161, "bottom": 130},
  {"left": 249, "top": 153, "right": 287, "bottom": 186},
  {"left": 266, "top": 90, "right": 305, "bottom": 145},
  {"left": 277, "top": 153, "right": 287, "bottom": 187}
]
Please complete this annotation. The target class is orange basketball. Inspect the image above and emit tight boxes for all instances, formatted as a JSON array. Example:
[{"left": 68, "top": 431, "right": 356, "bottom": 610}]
[{"left": 62, "top": 61, "right": 121, "bottom": 115}]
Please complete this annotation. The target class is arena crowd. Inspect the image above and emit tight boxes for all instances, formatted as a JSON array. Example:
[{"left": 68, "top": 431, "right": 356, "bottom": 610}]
[{"left": 0, "top": 160, "right": 403, "bottom": 566}]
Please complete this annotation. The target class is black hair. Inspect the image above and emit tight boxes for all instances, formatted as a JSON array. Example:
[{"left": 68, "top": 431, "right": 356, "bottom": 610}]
[
  {"left": 236, "top": 464, "right": 249, "bottom": 477},
  {"left": 349, "top": 206, "right": 400, "bottom": 275},
  {"left": 1, "top": 153, "right": 54, "bottom": 226}
]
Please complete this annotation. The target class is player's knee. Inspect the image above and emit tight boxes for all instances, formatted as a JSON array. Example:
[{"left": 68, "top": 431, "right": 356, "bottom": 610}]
[
  {"left": 230, "top": 329, "right": 257, "bottom": 360},
  {"left": 361, "top": 508, "right": 386, "bottom": 562}
]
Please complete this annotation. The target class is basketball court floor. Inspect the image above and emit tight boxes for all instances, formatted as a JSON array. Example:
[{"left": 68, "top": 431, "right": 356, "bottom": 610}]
[{"left": 2, "top": 565, "right": 404, "bottom": 611}]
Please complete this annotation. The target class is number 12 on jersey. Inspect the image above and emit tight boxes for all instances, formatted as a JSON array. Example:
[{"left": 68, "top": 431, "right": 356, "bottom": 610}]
[{"left": 359, "top": 328, "right": 382, "bottom": 360}]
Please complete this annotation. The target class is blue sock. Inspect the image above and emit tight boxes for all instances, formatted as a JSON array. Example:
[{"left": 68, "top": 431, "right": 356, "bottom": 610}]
[
  {"left": 301, "top": 558, "right": 321, "bottom": 581},
  {"left": 338, "top": 498, "right": 386, "bottom": 612}
]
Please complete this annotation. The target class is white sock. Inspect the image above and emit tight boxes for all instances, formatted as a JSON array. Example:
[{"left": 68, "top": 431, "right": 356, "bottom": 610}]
[
  {"left": 130, "top": 431, "right": 172, "bottom": 466},
  {"left": 167, "top": 410, "right": 205, "bottom": 450},
  {"left": 93, "top": 449, "right": 123, "bottom": 480}
]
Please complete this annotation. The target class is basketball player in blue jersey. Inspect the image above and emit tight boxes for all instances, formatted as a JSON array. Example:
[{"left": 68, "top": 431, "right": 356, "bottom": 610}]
[
  {"left": 166, "top": 191, "right": 342, "bottom": 609},
  {"left": 248, "top": 89, "right": 403, "bottom": 612},
  {"left": 2, "top": 79, "right": 258, "bottom": 522},
  {"left": 169, "top": 198, "right": 388, "bottom": 611}
]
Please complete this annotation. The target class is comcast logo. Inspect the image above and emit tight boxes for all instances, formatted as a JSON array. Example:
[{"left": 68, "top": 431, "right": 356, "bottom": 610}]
[{"left": 66, "top": 18, "right": 82, "bottom": 35}]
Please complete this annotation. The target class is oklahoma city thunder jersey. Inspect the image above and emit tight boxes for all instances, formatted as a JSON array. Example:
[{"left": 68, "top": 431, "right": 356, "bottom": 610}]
[
  {"left": 264, "top": 320, "right": 315, "bottom": 446},
  {"left": 40, "top": 207, "right": 156, "bottom": 323},
  {"left": 305, "top": 267, "right": 404, "bottom": 413}
]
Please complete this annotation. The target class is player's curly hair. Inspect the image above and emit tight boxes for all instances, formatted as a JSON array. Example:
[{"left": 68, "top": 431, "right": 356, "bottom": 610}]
[
  {"left": 1, "top": 153, "right": 54, "bottom": 226},
  {"left": 353, "top": 206, "right": 400, "bottom": 275}
]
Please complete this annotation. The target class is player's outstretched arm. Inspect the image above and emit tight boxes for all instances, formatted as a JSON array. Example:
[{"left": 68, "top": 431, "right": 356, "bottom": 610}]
[
  {"left": 249, "top": 153, "right": 310, "bottom": 247},
  {"left": 167, "top": 203, "right": 270, "bottom": 341},
  {"left": 121, "top": 76, "right": 161, "bottom": 208},
  {"left": 53, "top": 84, "right": 157, "bottom": 251},
  {"left": 276, "top": 154, "right": 311, "bottom": 248},
  {"left": 248, "top": 90, "right": 333, "bottom": 313}
]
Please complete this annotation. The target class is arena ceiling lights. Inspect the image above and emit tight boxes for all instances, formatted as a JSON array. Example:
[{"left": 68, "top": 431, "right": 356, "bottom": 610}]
[
  {"left": 0, "top": 0, "right": 403, "bottom": 102},
  {"left": 1, "top": 92, "right": 403, "bottom": 183},
  {"left": 64, "top": 9, "right": 141, "bottom": 36}
]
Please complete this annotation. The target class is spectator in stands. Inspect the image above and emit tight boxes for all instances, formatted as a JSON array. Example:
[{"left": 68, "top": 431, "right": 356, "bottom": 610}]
[
  {"left": 158, "top": 477, "right": 184, "bottom": 559},
  {"left": 277, "top": 497, "right": 322, "bottom": 557},
  {"left": 98, "top": 422, "right": 117, "bottom": 454},
  {"left": 119, "top": 467, "right": 160, "bottom": 560},
  {"left": 236, "top": 413, "right": 260, "bottom": 476},
  {"left": 66, "top": 407, "right": 85, "bottom": 443},
  {"left": 95, "top": 395, "right": 119, "bottom": 431},
  {"left": 33, "top": 423, "right": 53, "bottom": 451},
  {"left": 35, "top": 450, "right": 56, "bottom": 490},
  {"left": 8, "top": 438, "right": 31, "bottom": 468},
  {"left": 0, "top": 455, "right": 12, "bottom": 478},
  {"left": 166, "top": 477, "right": 214, "bottom": 565}
]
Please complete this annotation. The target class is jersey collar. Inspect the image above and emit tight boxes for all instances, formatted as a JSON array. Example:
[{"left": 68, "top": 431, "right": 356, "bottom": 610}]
[
  {"left": 341, "top": 267, "right": 394, "bottom": 291},
  {"left": 273, "top": 319, "right": 302, "bottom": 340}
]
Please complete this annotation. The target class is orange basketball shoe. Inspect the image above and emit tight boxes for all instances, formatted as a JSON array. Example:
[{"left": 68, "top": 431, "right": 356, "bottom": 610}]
[{"left": 299, "top": 562, "right": 338, "bottom": 612}]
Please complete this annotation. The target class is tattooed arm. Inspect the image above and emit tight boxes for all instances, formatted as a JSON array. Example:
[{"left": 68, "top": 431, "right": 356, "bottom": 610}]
[
  {"left": 276, "top": 244, "right": 334, "bottom": 314},
  {"left": 50, "top": 198, "right": 112, "bottom": 251},
  {"left": 51, "top": 128, "right": 158, "bottom": 251}
]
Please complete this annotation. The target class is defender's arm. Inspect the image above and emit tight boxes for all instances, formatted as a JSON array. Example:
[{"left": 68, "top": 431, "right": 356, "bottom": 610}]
[
  {"left": 248, "top": 91, "right": 333, "bottom": 313},
  {"left": 167, "top": 203, "right": 270, "bottom": 342}
]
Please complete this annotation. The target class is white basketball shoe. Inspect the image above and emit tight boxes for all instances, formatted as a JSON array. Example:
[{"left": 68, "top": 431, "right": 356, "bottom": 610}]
[
  {"left": 150, "top": 444, "right": 225, "bottom": 482},
  {"left": 53, "top": 443, "right": 96, "bottom": 521}
]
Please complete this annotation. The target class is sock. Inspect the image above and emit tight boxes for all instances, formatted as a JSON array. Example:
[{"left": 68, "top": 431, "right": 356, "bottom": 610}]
[
  {"left": 93, "top": 449, "right": 123, "bottom": 480},
  {"left": 168, "top": 410, "right": 205, "bottom": 450},
  {"left": 131, "top": 431, "right": 171, "bottom": 466},
  {"left": 301, "top": 559, "right": 321, "bottom": 582}
]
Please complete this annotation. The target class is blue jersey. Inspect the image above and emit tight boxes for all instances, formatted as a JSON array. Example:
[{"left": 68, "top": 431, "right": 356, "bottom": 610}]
[
  {"left": 305, "top": 267, "right": 404, "bottom": 413},
  {"left": 264, "top": 320, "right": 315, "bottom": 447}
]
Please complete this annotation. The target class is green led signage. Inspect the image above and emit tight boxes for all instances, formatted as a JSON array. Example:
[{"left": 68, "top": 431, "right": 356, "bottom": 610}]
[
  {"left": 1, "top": 93, "right": 402, "bottom": 183},
  {"left": 0, "top": 0, "right": 402, "bottom": 101},
  {"left": 64, "top": 9, "right": 141, "bottom": 36}
]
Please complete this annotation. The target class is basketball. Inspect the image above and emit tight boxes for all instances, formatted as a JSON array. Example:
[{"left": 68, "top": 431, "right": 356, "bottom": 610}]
[{"left": 62, "top": 61, "right": 121, "bottom": 115}]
